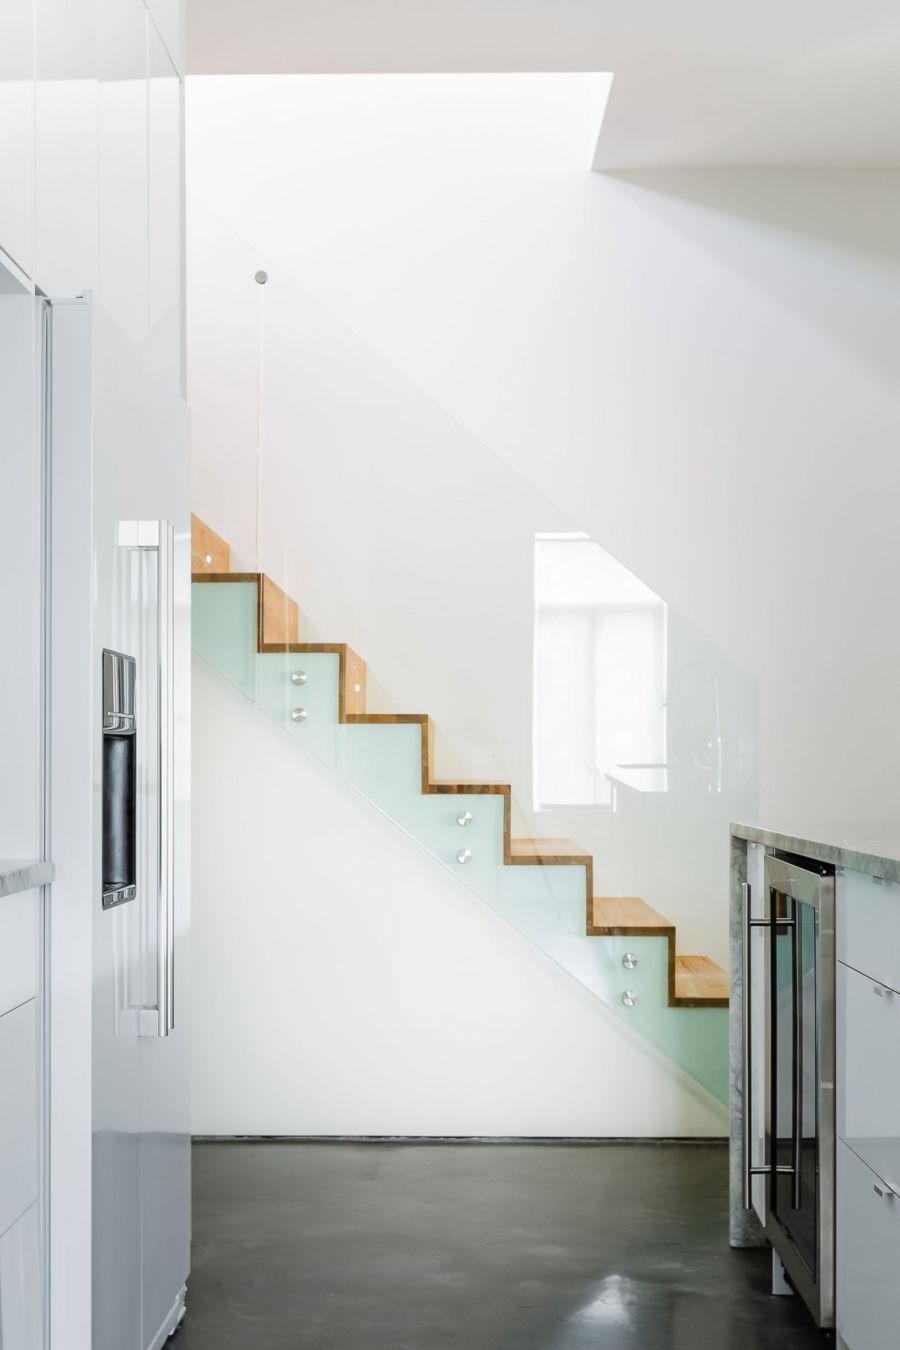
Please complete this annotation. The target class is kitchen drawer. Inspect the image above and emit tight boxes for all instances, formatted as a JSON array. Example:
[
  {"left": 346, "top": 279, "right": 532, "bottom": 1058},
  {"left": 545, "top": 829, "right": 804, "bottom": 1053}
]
[
  {"left": 0, "top": 1202, "right": 41, "bottom": 1350},
  {"left": 836, "top": 869, "right": 900, "bottom": 993},
  {"left": 0, "top": 890, "right": 38, "bottom": 1017},
  {"left": 0, "top": 1000, "right": 38, "bottom": 1238},
  {"left": 838, "top": 962, "right": 900, "bottom": 1158},
  {"left": 838, "top": 1141, "right": 900, "bottom": 1350}
]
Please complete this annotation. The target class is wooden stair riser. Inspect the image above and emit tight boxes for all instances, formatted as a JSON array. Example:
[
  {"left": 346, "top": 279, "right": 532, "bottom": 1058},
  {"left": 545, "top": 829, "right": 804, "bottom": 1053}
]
[{"left": 191, "top": 514, "right": 231, "bottom": 574}]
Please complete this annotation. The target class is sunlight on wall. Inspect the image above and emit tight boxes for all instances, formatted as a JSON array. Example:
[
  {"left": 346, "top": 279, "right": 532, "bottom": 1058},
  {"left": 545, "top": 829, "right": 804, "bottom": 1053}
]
[{"left": 533, "top": 533, "right": 667, "bottom": 809}]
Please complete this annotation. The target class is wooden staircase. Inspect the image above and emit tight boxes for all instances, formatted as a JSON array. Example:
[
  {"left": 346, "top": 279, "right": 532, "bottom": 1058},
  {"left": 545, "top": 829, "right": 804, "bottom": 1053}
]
[{"left": 192, "top": 514, "right": 728, "bottom": 1009}]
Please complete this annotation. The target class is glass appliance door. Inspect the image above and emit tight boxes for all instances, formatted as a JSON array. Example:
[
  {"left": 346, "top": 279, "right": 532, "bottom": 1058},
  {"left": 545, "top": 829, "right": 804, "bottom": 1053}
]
[{"left": 764, "top": 851, "right": 835, "bottom": 1327}]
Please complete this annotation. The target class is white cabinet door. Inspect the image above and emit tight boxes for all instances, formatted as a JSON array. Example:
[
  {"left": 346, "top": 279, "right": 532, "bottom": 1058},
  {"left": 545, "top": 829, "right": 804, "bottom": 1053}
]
[
  {"left": 97, "top": 0, "right": 149, "bottom": 344},
  {"left": 146, "top": 19, "right": 183, "bottom": 393},
  {"left": 837, "top": 870, "right": 900, "bottom": 993},
  {"left": 0, "top": 1001, "right": 38, "bottom": 1239},
  {"left": 0, "top": 297, "right": 43, "bottom": 861},
  {"left": 838, "top": 962, "right": 900, "bottom": 1181},
  {"left": 0, "top": 891, "right": 38, "bottom": 1018},
  {"left": 838, "top": 1141, "right": 900, "bottom": 1350},
  {"left": 0, "top": 1202, "right": 41, "bottom": 1350}
]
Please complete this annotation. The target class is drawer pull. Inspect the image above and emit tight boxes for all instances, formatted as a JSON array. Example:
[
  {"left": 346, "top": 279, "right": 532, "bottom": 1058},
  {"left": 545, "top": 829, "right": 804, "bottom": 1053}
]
[
  {"left": 874, "top": 1183, "right": 897, "bottom": 1200},
  {"left": 873, "top": 984, "right": 894, "bottom": 998}
]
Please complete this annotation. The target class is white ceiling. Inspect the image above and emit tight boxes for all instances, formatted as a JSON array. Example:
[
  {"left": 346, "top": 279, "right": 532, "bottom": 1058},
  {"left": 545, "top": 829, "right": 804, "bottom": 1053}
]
[{"left": 186, "top": 0, "right": 900, "bottom": 168}]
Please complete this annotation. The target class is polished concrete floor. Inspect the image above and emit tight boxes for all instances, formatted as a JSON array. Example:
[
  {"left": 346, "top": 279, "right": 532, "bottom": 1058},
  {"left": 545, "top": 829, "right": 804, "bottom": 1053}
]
[{"left": 177, "top": 1141, "right": 826, "bottom": 1350}]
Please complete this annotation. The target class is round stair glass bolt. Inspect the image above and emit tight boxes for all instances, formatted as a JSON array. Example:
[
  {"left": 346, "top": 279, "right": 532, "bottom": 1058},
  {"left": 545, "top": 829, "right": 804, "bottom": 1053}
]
[
  {"left": 456, "top": 848, "right": 472, "bottom": 865},
  {"left": 255, "top": 270, "right": 268, "bottom": 285},
  {"left": 622, "top": 952, "right": 638, "bottom": 970},
  {"left": 290, "top": 707, "right": 307, "bottom": 722},
  {"left": 457, "top": 810, "right": 473, "bottom": 827},
  {"left": 621, "top": 989, "right": 638, "bottom": 1008},
  {"left": 290, "top": 671, "right": 308, "bottom": 685}
]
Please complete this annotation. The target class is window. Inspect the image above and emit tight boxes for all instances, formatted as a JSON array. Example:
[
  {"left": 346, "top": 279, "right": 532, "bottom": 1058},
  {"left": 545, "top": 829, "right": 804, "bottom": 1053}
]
[{"left": 533, "top": 534, "right": 667, "bottom": 808}]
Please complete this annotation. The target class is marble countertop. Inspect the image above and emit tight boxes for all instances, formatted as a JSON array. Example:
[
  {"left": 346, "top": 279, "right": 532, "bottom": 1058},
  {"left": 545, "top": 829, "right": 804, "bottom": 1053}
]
[
  {"left": 731, "top": 822, "right": 900, "bottom": 883},
  {"left": 0, "top": 859, "right": 54, "bottom": 899}
]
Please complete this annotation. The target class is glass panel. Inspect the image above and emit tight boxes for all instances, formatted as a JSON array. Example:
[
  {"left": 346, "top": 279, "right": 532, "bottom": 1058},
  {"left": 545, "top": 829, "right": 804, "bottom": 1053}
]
[
  {"left": 798, "top": 899, "right": 819, "bottom": 1261},
  {"left": 771, "top": 888, "right": 818, "bottom": 1276},
  {"left": 187, "top": 196, "right": 759, "bottom": 1106}
]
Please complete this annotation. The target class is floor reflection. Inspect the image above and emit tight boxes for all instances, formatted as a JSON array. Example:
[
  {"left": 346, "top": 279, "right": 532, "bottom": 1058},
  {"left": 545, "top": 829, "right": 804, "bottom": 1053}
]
[{"left": 180, "top": 1141, "right": 824, "bottom": 1350}]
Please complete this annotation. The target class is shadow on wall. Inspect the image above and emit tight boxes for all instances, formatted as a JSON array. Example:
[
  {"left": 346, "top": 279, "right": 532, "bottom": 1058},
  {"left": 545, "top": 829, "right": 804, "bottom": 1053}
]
[{"left": 600, "top": 167, "right": 900, "bottom": 391}]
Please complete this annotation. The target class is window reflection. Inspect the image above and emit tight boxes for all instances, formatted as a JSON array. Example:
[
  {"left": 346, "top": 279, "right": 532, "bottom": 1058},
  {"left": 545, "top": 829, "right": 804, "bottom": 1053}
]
[{"left": 533, "top": 533, "right": 667, "bottom": 809}]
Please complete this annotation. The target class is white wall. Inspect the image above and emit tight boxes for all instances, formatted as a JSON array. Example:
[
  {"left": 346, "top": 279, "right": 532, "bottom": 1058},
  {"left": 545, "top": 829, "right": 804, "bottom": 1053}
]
[
  {"left": 192, "top": 655, "right": 725, "bottom": 1137},
  {"left": 188, "top": 76, "right": 900, "bottom": 831},
  {"left": 0, "top": 0, "right": 184, "bottom": 391}
]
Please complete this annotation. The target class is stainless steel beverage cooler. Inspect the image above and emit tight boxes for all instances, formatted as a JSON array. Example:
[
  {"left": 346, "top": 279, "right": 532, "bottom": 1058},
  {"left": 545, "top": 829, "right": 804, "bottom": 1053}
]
[{"left": 742, "top": 851, "right": 836, "bottom": 1327}]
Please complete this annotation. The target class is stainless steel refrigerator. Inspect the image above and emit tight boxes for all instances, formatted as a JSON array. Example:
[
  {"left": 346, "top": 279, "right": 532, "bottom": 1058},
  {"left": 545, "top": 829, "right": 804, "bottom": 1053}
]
[{"left": 49, "top": 295, "right": 191, "bottom": 1350}]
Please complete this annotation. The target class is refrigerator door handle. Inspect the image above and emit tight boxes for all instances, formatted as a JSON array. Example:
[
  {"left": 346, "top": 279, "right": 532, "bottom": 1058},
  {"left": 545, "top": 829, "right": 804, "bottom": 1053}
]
[{"left": 119, "top": 520, "right": 176, "bottom": 1037}]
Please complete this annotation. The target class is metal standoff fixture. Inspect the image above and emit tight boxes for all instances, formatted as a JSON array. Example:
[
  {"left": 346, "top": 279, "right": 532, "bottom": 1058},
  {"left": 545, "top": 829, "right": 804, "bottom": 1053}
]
[
  {"left": 456, "top": 848, "right": 472, "bottom": 865},
  {"left": 622, "top": 952, "right": 638, "bottom": 970},
  {"left": 622, "top": 990, "right": 638, "bottom": 1007},
  {"left": 290, "top": 707, "right": 307, "bottom": 722},
  {"left": 457, "top": 810, "right": 473, "bottom": 827},
  {"left": 290, "top": 670, "right": 308, "bottom": 685}
]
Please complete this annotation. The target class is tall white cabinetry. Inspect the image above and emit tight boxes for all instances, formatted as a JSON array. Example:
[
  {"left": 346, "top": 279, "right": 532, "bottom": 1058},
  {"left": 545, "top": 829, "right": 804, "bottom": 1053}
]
[
  {"left": 836, "top": 870, "right": 900, "bottom": 1350},
  {"left": 0, "top": 0, "right": 184, "bottom": 396},
  {"left": 0, "top": 292, "right": 50, "bottom": 1347}
]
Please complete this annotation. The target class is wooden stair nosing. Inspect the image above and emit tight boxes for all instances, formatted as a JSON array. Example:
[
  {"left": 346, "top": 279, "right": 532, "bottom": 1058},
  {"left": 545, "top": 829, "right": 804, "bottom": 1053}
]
[
  {"left": 589, "top": 895, "right": 674, "bottom": 938},
  {"left": 672, "top": 955, "right": 729, "bottom": 1008},
  {"left": 192, "top": 571, "right": 259, "bottom": 584}
]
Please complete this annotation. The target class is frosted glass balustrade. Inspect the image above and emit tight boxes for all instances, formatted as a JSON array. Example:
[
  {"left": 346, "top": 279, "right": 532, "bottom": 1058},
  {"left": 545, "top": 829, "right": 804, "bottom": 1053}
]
[{"left": 188, "top": 197, "right": 756, "bottom": 1106}]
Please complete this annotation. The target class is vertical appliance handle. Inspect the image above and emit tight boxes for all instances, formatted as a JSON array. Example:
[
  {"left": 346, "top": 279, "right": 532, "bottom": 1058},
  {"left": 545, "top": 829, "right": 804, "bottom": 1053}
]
[
  {"left": 118, "top": 520, "right": 175, "bottom": 1037},
  {"left": 742, "top": 880, "right": 753, "bottom": 1209},
  {"left": 744, "top": 880, "right": 755, "bottom": 1209},
  {"left": 743, "top": 879, "right": 772, "bottom": 1209},
  {"left": 157, "top": 520, "right": 175, "bottom": 1036},
  {"left": 791, "top": 901, "right": 803, "bottom": 1210}
]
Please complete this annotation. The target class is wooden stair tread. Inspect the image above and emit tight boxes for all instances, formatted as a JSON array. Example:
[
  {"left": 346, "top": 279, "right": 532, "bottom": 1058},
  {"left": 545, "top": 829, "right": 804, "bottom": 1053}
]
[
  {"left": 509, "top": 838, "right": 590, "bottom": 862},
  {"left": 673, "top": 955, "right": 729, "bottom": 1006},
  {"left": 192, "top": 571, "right": 259, "bottom": 583},
  {"left": 591, "top": 896, "right": 674, "bottom": 935}
]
